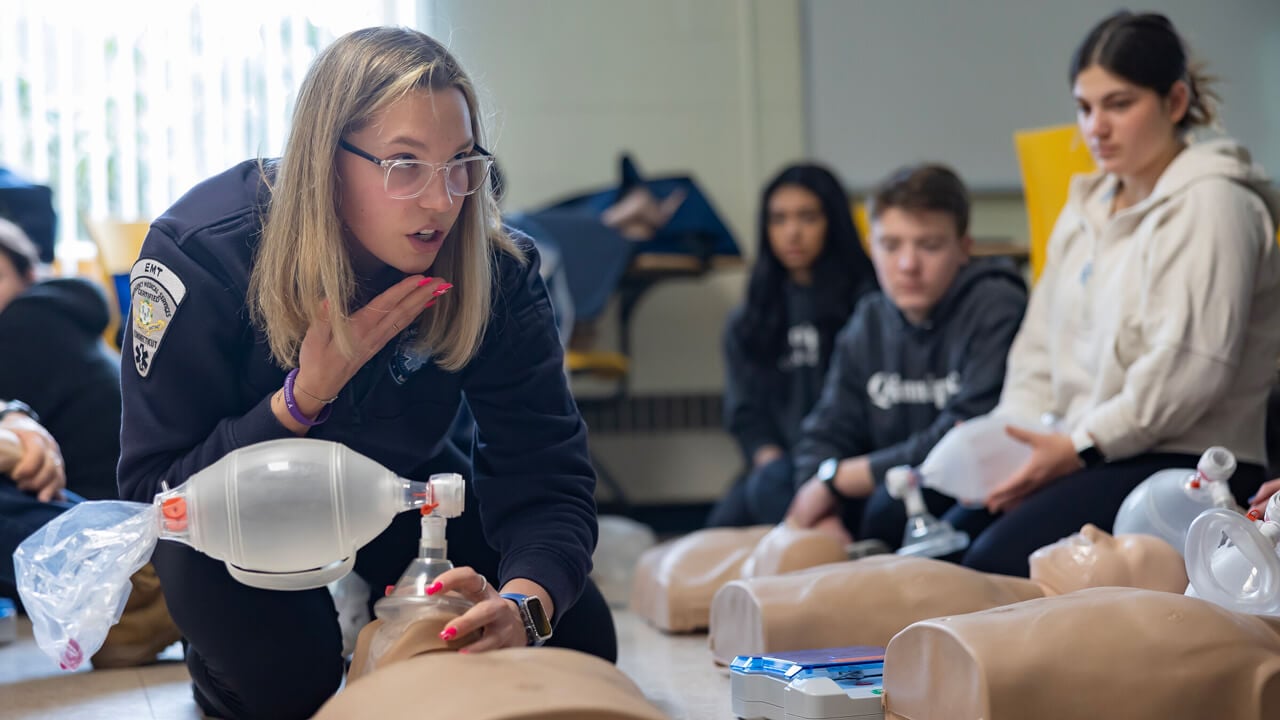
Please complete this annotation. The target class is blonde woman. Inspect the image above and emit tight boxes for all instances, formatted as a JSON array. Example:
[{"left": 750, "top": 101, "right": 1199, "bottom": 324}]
[{"left": 118, "top": 28, "right": 613, "bottom": 718}]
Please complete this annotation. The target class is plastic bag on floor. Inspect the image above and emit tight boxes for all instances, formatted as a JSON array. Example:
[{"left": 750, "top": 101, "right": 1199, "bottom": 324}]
[
  {"left": 13, "top": 500, "right": 159, "bottom": 669},
  {"left": 591, "top": 515, "right": 657, "bottom": 608}
]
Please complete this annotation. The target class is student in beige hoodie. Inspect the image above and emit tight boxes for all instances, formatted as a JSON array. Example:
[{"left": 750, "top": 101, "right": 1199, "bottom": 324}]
[{"left": 955, "top": 11, "right": 1280, "bottom": 577}]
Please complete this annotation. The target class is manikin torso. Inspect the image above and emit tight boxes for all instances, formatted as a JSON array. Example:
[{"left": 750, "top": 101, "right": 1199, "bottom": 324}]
[
  {"left": 708, "top": 525, "right": 1188, "bottom": 664},
  {"left": 630, "top": 524, "right": 846, "bottom": 632},
  {"left": 882, "top": 586, "right": 1280, "bottom": 720},
  {"left": 323, "top": 599, "right": 667, "bottom": 719}
]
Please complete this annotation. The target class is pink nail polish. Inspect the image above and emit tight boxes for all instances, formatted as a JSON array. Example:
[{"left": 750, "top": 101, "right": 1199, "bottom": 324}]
[
  {"left": 417, "top": 276, "right": 435, "bottom": 287},
  {"left": 426, "top": 580, "right": 443, "bottom": 596},
  {"left": 424, "top": 299, "right": 437, "bottom": 309},
  {"left": 458, "top": 648, "right": 470, "bottom": 655},
  {"left": 440, "top": 627, "right": 457, "bottom": 640},
  {"left": 432, "top": 287, "right": 451, "bottom": 297},
  {"left": 385, "top": 585, "right": 395, "bottom": 596}
]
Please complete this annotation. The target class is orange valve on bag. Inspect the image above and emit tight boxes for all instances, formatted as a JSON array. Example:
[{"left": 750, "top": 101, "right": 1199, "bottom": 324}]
[{"left": 161, "top": 497, "right": 188, "bottom": 532}]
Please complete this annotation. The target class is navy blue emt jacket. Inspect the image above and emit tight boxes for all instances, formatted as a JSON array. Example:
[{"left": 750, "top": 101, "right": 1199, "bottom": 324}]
[{"left": 118, "top": 160, "right": 597, "bottom": 621}]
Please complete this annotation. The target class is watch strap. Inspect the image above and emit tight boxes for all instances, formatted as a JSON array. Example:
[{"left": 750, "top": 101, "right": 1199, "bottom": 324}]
[
  {"left": 500, "top": 592, "right": 552, "bottom": 646},
  {"left": 0, "top": 400, "right": 38, "bottom": 424}
]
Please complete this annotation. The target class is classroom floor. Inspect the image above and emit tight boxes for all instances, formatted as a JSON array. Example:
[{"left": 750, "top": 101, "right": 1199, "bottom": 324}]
[{"left": 0, "top": 610, "right": 732, "bottom": 719}]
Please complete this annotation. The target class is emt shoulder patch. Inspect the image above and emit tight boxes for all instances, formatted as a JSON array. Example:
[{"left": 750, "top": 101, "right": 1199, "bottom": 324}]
[{"left": 129, "top": 258, "right": 187, "bottom": 378}]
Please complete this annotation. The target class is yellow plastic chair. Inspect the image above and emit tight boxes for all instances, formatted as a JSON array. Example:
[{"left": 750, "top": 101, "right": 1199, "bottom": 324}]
[
  {"left": 853, "top": 200, "right": 871, "bottom": 251},
  {"left": 85, "top": 219, "right": 150, "bottom": 348},
  {"left": 1013, "top": 125, "right": 1096, "bottom": 282}
]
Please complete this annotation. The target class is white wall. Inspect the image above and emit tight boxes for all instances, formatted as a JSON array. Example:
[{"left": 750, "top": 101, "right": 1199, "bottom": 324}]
[
  {"left": 805, "top": 0, "right": 1280, "bottom": 191},
  {"left": 429, "top": 0, "right": 806, "bottom": 395},
  {"left": 426, "top": 1, "right": 811, "bottom": 502}
]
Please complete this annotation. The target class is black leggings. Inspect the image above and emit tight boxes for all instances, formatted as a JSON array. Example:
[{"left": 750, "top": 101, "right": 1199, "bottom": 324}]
[
  {"left": 943, "top": 452, "right": 1267, "bottom": 578},
  {"left": 837, "top": 452, "right": 1267, "bottom": 577},
  {"left": 153, "top": 443, "right": 617, "bottom": 720},
  {"left": 705, "top": 454, "right": 796, "bottom": 527}
]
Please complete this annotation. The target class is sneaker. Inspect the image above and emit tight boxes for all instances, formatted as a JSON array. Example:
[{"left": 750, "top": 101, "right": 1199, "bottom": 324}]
[{"left": 91, "top": 563, "right": 183, "bottom": 669}]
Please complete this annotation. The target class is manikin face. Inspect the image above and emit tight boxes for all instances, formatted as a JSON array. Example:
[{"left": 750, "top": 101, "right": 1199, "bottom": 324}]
[
  {"left": 1030, "top": 524, "right": 1187, "bottom": 595},
  {"left": 336, "top": 87, "right": 475, "bottom": 276}
]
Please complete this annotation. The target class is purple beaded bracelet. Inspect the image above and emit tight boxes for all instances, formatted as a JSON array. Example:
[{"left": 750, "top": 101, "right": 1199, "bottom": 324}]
[{"left": 283, "top": 368, "right": 332, "bottom": 427}]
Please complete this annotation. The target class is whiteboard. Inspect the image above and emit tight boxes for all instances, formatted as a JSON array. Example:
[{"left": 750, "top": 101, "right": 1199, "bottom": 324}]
[{"left": 803, "top": 0, "right": 1280, "bottom": 191}]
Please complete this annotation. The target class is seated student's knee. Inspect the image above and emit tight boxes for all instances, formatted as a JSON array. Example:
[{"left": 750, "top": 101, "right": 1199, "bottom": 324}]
[
  {"left": 744, "top": 456, "right": 795, "bottom": 524},
  {"left": 859, "top": 485, "right": 906, "bottom": 547},
  {"left": 960, "top": 522, "right": 1031, "bottom": 578},
  {"left": 706, "top": 477, "right": 754, "bottom": 527}
]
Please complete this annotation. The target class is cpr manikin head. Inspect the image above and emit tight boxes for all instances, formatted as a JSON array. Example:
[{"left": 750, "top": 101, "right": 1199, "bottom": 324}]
[
  {"left": 630, "top": 524, "right": 844, "bottom": 632},
  {"left": 318, "top": 647, "right": 668, "bottom": 720},
  {"left": 1029, "top": 524, "right": 1188, "bottom": 595},
  {"left": 882, "top": 587, "right": 1280, "bottom": 720},
  {"left": 348, "top": 602, "right": 479, "bottom": 682}
]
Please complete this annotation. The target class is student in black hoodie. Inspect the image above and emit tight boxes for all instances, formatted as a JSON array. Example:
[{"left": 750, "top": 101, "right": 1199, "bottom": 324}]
[
  {"left": 118, "top": 28, "right": 610, "bottom": 719},
  {"left": 786, "top": 165, "right": 1027, "bottom": 547},
  {"left": 0, "top": 218, "right": 122, "bottom": 501},
  {"left": 708, "top": 163, "right": 877, "bottom": 527}
]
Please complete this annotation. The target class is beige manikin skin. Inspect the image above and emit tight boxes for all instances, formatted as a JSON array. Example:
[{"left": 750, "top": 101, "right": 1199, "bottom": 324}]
[
  {"left": 347, "top": 601, "right": 479, "bottom": 682},
  {"left": 322, "top": 646, "right": 669, "bottom": 720},
  {"left": 629, "top": 524, "right": 847, "bottom": 632},
  {"left": 331, "top": 603, "right": 668, "bottom": 719},
  {"left": 882, "top": 586, "right": 1280, "bottom": 720},
  {"left": 708, "top": 524, "right": 1188, "bottom": 664}
]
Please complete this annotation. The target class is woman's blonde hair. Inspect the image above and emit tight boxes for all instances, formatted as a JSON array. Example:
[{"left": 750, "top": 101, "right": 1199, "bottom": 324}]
[{"left": 249, "top": 26, "right": 521, "bottom": 371}]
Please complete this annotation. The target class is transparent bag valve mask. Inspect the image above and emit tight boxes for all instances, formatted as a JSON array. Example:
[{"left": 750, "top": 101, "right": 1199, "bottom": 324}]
[{"left": 886, "top": 465, "right": 969, "bottom": 558}]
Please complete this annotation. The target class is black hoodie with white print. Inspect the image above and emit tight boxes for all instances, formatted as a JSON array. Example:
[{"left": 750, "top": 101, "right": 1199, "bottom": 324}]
[{"left": 792, "top": 258, "right": 1027, "bottom": 487}]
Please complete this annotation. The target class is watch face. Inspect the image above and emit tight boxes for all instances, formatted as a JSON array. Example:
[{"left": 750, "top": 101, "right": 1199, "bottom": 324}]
[
  {"left": 817, "top": 457, "right": 839, "bottom": 483},
  {"left": 526, "top": 596, "right": 553, "bottom": 640}
]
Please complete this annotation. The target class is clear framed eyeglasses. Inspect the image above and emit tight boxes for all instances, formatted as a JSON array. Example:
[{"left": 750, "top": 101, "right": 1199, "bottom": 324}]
[{"left": 339, "top": 139, "right": 495, "bottom": 200}]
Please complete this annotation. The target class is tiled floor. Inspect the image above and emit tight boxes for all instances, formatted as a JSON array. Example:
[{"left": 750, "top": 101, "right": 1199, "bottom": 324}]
[{"left": 0, "top": 611, "right": 732, "bottom": 719}]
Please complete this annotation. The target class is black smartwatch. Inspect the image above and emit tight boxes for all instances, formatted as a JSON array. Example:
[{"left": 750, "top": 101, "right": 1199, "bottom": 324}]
[
  {"left": 816, "top": 457, "right": 847, "bottom": 503},
  {"left": 1069, "top": 427, "right": 1106, "bottom": 469},
  {"left": 1077, "top": 444, "right": 1106, "bottom": 469},
  {"left": 500, "top": 592, "right": 553, "bottom": 646},
  {"left": 0, "top": 399, "right": 38, "bottom": 424}
]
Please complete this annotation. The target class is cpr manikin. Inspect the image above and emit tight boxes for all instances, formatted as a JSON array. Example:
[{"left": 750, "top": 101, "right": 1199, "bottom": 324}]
[
  {"left": 880, "top": 587, "right": 1280, "bottom": 720},
  {"left": 708, "top": 525, "right": 1187, "bottom": 664},
  {"left": 878, "top": 496, "right": 1280, "bottom": 720},
  {"left": 332, "top": 501, "right": 666, "bottom": 719},
  {"left": 630, "top": 524, "right": 847, "bottom": 632},
  {"left": 318, "top": 647, "right": 669, "bottom": 720},
  {"left": 329, "top": 491, "right": 667, "bottom": 720}
]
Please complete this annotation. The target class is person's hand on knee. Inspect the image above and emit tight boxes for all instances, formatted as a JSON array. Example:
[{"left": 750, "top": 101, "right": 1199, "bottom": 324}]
[{"left": 2, "top": 413, "right": 65, "bottom": 502}]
